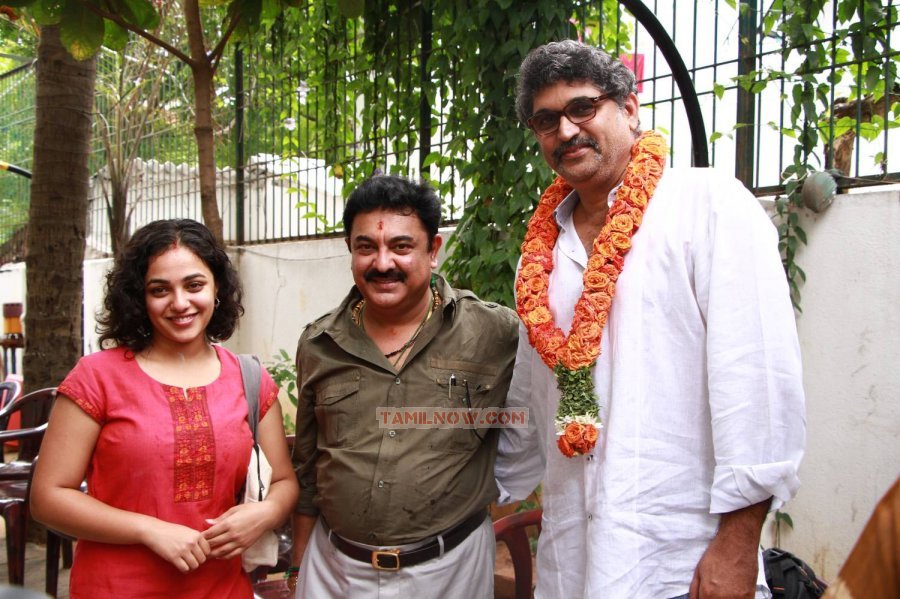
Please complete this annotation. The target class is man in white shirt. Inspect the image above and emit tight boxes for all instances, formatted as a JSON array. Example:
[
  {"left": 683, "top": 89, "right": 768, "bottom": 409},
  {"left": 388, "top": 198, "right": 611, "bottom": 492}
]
[{"left": 495, "top": 40, "right": 806, "bottom": 599}]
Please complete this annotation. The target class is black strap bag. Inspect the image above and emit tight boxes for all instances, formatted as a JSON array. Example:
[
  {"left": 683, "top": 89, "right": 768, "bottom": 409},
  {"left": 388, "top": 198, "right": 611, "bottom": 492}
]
[{"left": 764, "top": 547, "right": 828, "bottom": 599}]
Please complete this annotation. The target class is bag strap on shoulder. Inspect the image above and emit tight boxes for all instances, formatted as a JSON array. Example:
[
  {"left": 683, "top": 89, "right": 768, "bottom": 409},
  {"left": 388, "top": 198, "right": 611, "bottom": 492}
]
[
  {"left": 237, "top": 354, "right": 262, "bottom": 440},
  {"left": 237, "top": 354, "right": 265, "bottom": 501}
]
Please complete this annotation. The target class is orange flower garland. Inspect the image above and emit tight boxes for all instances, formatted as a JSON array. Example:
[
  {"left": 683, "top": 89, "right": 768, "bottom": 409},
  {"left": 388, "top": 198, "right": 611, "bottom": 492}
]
[{"left": 516, "top": 131, "right": 668, "bottom": 458}]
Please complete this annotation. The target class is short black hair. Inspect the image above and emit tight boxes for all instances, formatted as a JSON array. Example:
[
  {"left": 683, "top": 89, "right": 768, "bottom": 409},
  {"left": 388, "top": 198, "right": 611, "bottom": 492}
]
[
  {"left": 343, "top": 175, "right": 441, "bottom": 250},
  {"left": 516, "top": 40, "right": 638, "bottom": 126},
  {"left": 97, "top": 219, "right": 243, "bottom": 352}
]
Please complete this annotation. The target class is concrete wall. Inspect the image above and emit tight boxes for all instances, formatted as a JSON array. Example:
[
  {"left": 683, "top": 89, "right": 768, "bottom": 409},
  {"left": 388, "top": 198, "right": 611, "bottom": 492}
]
[
  {"left": 1, "top": 190, "right": 897, "bottom": 580},
  {"left": 757, "top": 188, "right": 900, "bottom": 579}
]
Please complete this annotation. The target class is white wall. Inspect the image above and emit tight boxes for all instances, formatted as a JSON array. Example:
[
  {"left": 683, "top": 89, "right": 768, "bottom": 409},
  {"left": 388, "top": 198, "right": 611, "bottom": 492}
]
[
  {"left": 228, "top": 237, "right": 354, "bottom": 360},
  {"left": 1, "top": 190, "right": 897, "bottom": 580},
  {"left": 758, "top": 188, "right": 900, "bottom": 579}
]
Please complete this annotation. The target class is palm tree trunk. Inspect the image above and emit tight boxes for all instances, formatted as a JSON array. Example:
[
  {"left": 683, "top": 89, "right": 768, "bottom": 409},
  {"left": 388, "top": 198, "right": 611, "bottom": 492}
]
[{"left": 24, "top": 26, "right": 97, "bottom": 395}]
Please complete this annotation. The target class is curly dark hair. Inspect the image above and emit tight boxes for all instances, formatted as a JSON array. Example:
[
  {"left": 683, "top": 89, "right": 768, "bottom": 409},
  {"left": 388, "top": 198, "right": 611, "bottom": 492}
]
[
  {"left": 342, "top": 175, "right": 441, "bottom": 250},
  {"left": 515, "top": 40, "right": 638, "bottom": 126},
  {"left": 97, "top": 219, "right": 243, "bottom": 352}
]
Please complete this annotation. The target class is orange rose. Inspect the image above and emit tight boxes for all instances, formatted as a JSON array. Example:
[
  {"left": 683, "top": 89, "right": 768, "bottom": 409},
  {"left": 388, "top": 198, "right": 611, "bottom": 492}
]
[
  {"left": 584, "top": 270, "right": 611, "bottom": 291},
  {"left": 578, "top": 319, "right": 603, "bottom": 342},
  {"left": 526, "top": 275, "right": 547, "bottom": 294},
  {"left": 587, "top": 292, "right": 612, "bottom": 313},
  {"left": 519, "top": 296, "right": 540, "bottom": 314},
  {"left": 610, "top": 232, "right": 632, "bottom": 251},
  {"left": 557, "top": 435, "right": 576, "bottom": 457},
  {"left": 587, "top": 254, "right": 607, "bottom": 272},
  {"left": 608, "top": 200, "right": 629, "bottom": 217},
  {"left": 520, "top": 262, "right": 545, "bottom": 279},
  {"left": 525, "top": 306, "right": 552, "bottom": 326},
  {"left": 522, "top": 237, "right": 546, "bottom": 254},
  {"left": 583, "top": 424, "right": 599, "bottom": 444},
  {"left": 564, "top": 421, "right": 584, "bottom": 444},
  {"left": 596, "top": 240, "right": 617, "bottom": 260},
  {"left": 533, "top": 203, "right": 555, "bottom": 222},
  {"left": 600, "top": 263, "right": 619, "bottom": 279},
  {"left": 630, "top": 207, "right": 643, "bottom": 227},
  {"left": 611, "top": 214, "right": 634, "bottom": 233},
  {"left": 629, "top": 189, "right": 648, "bottom": 208}
]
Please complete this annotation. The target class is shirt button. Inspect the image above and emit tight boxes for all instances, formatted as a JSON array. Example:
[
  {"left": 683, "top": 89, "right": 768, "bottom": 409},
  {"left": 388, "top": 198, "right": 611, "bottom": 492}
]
[
  {"left": 587, "top": 514, "right": 593, "bottom": 521},
  {"left": 377, "top": 480, "right": 385, "bottom": 488},
  {"left": 586, "top": 455, "right": 594, "bottom": 461},
  {"left": 368, "top": 533, "right": 376, "bottom": 540},
  {"left": 388, "top": 430, "right": 397, "bottom": 438},
  {"left": 394, "top": 378, "right": 401, "bottom": 385}
]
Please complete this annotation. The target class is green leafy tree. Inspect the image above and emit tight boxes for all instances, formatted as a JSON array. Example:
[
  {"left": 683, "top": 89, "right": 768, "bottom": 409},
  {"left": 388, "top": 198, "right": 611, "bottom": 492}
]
[{"left": 8, "top": 0, "right": 303, "bottom": 243}]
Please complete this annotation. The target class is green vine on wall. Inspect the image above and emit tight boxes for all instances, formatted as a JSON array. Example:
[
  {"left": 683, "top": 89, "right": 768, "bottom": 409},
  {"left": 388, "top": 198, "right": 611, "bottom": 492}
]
[{"left": 733, "top": 0, "right": 898, "bottom": 310}]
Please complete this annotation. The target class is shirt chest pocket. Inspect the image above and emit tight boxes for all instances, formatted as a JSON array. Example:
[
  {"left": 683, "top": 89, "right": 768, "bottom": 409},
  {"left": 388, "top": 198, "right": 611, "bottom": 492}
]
[
  {"left": 429, "top": 359, "right": 497, "bottom": 453},
  {"left": 314, "top": 378, "right": 360, "bottom": 448}
]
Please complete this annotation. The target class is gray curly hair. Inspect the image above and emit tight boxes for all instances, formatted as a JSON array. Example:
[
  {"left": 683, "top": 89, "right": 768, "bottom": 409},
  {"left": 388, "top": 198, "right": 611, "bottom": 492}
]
[{"left": 515, "top": 40, "right": 638, "bottom": 126}]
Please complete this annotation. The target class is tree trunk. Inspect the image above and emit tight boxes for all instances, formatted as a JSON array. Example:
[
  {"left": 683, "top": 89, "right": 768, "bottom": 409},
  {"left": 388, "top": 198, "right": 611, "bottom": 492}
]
[
  {"left": 183, "top": 0, "right": 224, "bottom": 243},
  {"left": 192, "top": 61, "right": 224, "bottom": 243},
  {"left": 24, "top": 26, "right": 97, "bottom": 396}
]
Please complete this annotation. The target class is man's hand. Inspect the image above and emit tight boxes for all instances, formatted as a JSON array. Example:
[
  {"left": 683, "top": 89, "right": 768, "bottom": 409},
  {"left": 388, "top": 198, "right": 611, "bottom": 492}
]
[{"left": 689, "top": 499, "right": 771, "bottom": 599}]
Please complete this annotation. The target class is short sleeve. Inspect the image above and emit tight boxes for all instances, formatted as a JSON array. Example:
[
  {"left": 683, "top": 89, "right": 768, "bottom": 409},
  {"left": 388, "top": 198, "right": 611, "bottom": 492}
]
[
  {"left": 57, "top": 355, "right": 107, "bottom": 423},
  {"left": 258, "top": 368, "right": 279, "bottom": 421}
]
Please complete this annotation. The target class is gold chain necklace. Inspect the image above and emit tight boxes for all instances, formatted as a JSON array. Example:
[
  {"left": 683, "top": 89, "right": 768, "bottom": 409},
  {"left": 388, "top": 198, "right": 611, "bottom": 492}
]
[{"left": 353, "top": 283, "right": 441, "bottom": 367}]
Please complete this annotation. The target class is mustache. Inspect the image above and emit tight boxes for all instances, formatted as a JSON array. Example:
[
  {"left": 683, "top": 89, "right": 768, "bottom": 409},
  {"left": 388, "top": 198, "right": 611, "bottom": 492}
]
[
  {"left": 364, "top": 269, "right": 406, "bottom": 283},
  {"left": 553, "top": 136, "right": 601, "bottom": 164}
]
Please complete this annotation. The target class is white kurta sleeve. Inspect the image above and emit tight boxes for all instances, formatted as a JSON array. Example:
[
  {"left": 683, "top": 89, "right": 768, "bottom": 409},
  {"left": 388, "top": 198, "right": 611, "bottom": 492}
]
[
  {"left": 495, "top": 325, "right": 546, "bottom": 504},
  {"left": 694, "top": 173, "right": 806, "bottom": 514}
]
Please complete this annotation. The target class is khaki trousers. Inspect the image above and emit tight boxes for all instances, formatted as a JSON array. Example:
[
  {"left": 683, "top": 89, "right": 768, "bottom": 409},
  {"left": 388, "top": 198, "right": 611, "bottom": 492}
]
[{"left": 296, "top": 516, "right": 495, "bottom": 599}]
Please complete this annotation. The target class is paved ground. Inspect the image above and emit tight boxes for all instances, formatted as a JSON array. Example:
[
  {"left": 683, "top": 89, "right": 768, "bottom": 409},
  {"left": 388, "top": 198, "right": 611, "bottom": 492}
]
[{"left": 0, "top": 527, "right": 70, "bottom": 598}]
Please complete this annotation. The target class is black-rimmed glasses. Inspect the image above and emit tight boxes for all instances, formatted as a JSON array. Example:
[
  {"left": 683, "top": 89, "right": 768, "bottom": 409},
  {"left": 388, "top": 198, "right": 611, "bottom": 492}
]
[{"left": 526, "top": 94, "right": 612, "bottom": 136}]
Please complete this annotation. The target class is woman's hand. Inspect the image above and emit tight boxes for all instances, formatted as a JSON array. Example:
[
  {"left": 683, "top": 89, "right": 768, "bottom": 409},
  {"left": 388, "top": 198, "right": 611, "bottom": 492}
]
[
  {"left": 202, "top": 502, "right": 275, "bottom": 560},
  {"left": 140, "top": 519, "right": 212, "bottom": 573}
]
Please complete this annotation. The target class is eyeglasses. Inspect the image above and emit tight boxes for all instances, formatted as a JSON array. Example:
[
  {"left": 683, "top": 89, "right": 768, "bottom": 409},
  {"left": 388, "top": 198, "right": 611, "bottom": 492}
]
[{"left": 526, "top": 94, "right": 612, "bottom": 136}]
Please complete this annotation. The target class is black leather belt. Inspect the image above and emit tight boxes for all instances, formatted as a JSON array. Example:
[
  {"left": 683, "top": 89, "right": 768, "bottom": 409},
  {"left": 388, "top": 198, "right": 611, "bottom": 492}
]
[{"left": 327, "top": 510, "right": 487, "bottom": 570}]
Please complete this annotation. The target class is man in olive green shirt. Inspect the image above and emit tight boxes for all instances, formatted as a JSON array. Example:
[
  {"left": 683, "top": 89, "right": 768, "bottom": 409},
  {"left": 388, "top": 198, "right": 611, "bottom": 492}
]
[{"left": 290, "top": 175, "right": 518, "bottom": 597}]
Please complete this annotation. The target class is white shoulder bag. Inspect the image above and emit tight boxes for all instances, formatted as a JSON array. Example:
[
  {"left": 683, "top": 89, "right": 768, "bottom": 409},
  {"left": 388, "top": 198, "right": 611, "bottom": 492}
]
[{"left": 237, "top": 354, "right": 279, "bottom": 572}]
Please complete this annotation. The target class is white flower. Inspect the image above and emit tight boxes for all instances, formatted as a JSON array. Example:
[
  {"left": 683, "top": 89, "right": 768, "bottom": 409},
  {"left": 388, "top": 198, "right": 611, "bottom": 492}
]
[
  {"left": 283, "top": 118, "right": 296, "bottom": 131},
  {"left": 296, "top": 81, "right": 310, "bottom": 105}
]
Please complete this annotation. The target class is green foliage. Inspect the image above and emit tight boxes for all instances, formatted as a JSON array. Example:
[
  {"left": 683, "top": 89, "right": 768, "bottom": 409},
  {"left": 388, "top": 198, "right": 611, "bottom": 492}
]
[
  {"left": 773, "top": 509, "right": 794, "bottom": 547},
  {"left": 265, "top": 348, "right": 298, "bottom": 434},
  {"left": 436, "top": 0, "right": 628, "bottom": 307},
  {"left": 554, "top": 365, "right": 601, "bottom": 420}
]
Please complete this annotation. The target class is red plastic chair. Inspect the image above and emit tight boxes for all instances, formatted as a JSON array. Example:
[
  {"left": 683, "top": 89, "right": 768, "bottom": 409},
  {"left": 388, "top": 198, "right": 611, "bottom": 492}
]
[{"left": 493, "top": 508, "right": 543, "bottom": 599}]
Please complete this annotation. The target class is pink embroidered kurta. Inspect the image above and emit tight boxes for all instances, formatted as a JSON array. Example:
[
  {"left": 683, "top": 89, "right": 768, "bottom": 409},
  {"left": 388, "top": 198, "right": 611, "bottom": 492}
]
[{"left": 57, "top": 345, "right": 278, "bottom": 599}]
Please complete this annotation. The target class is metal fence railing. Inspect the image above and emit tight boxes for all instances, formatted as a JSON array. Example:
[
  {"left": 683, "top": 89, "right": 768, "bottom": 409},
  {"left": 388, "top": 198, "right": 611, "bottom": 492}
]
[{"left": 1, "top": 0, "right": 896, "bottom": 257}]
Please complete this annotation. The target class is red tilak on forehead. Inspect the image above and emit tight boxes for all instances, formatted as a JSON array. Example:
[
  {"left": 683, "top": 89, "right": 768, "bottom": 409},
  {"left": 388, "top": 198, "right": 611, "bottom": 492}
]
[{"left": 377, "top": 220, "right": 384, "bottom": 230}]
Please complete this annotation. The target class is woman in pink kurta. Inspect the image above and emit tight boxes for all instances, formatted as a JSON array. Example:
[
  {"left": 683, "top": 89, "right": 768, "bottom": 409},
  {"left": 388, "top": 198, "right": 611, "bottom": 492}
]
[{"left": 31, "top": 219, "right": 298, "bottom": 599}]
